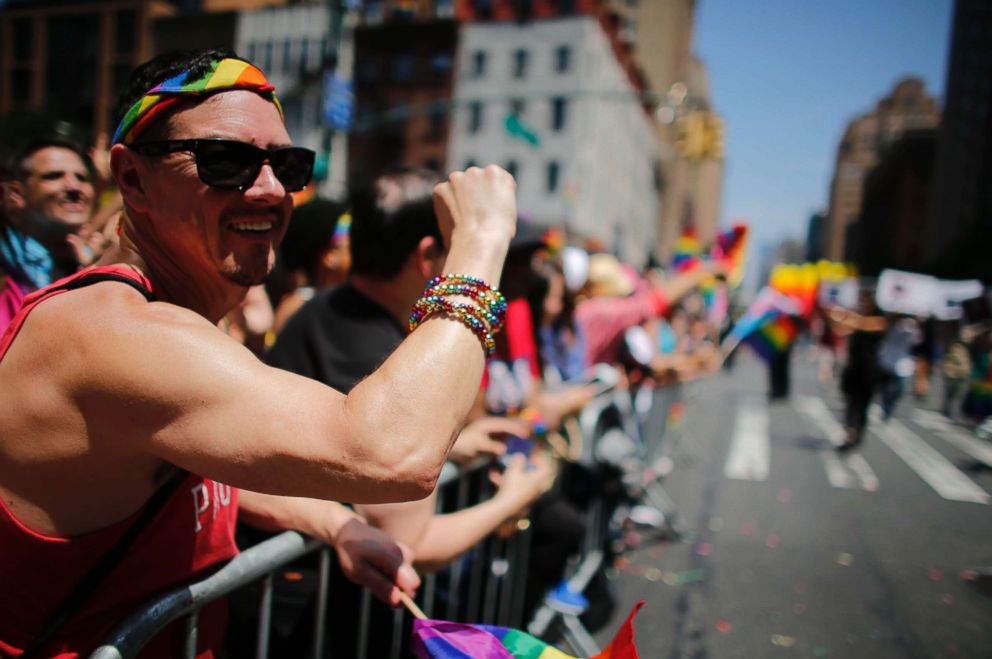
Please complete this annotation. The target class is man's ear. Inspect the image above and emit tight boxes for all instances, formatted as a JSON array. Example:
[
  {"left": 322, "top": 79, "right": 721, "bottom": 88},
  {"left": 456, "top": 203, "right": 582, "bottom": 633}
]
[
  {"left": 110, "top": 144, "right": 150, "bottom": 213},
  {"left": 413, "top": 235, "right": 443, "bottom": 278},
  {"left": 6, "top": 180, "right": 26, "bottom": 211}
]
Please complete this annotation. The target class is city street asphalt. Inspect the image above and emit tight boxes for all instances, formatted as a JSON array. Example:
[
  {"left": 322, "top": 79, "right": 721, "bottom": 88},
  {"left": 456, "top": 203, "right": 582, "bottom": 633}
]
[{"left": 593, "top": 352, "right": 992, "bottom": 659}]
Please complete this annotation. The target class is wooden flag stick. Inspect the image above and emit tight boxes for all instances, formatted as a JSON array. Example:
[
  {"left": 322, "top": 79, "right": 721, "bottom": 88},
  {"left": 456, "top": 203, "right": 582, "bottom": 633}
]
[{"left": 399, "top": 592, "right": 427, "bottom": 620}]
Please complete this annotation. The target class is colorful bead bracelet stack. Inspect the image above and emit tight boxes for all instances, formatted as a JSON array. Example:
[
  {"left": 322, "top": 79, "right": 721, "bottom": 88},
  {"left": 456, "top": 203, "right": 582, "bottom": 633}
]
[{"left": 408, "top": 274, "right": 506, "bottom": 355}]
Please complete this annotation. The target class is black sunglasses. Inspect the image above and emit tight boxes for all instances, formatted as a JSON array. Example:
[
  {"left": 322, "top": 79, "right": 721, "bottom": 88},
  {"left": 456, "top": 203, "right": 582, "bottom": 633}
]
[{"left": 129, "top": 139, "right": 315, "bottom": 192}]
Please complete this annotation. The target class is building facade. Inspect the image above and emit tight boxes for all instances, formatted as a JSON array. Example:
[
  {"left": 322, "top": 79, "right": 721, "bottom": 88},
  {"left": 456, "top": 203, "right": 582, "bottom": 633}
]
[
  {"left": 606, "top": 0, "right": 723, "bottom": 260},
  {"left": 821, "top": 77, "right": 939, "bottom": 262},
  {"left": 847, "top": 129, "right": 936, "bottom": 276},
  {"left": 926, "top": 0, "right": 992, "bottom": 279},
  {"left": 0, "top": 0, "right": 177, "bottom": 144},
  {"left": 447, "top": 16, "right": 661, "bottom": 264}
]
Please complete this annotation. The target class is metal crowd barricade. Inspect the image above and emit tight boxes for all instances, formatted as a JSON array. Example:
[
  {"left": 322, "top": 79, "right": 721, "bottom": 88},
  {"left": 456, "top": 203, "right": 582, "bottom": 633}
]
[{"left": 89, "top": 381, "right": 689, "bottom": 659}]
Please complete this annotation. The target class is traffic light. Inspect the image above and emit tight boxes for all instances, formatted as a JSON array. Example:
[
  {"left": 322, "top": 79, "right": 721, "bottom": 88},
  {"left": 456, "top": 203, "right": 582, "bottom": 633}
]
[
  {"left": 703, "top": 115, "right": 724, "bottom": 160},
  {"left": 675, "top": 112, "right": 706, "bottom": 160}
]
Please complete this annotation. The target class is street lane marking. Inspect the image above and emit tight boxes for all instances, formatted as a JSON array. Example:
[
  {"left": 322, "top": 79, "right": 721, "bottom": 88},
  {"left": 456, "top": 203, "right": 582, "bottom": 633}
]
[
  {"left": 796, "top": 396, "right": 879, "bottom": 491},
  {"left": 912, "top": 409, "right": 992, "bottom": 467},
  {"left": 845, "top": 454, "right": 880, "bottom": 491},
  {"left": 870, "top": 406, "right": 990, "bottom": 504},
  {"left": 724, "top": 400, "right": 769, "bottom": 481},
  {"left": 819, "top": 450, "right": 857, "bottom": 489}
]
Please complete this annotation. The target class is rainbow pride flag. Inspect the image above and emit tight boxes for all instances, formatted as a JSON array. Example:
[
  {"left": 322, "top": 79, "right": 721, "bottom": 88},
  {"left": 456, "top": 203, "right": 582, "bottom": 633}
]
[
  {"left": 744, "top": 313, "right": 798, "bottom": 362},
  {"left": 411, "top": 601, "right": 643, "bottom": 659},
  {"left": 711, "top": 223, "right": 749, "bottom": 288},
  {"left": 672, "top": 229, "right": 703, "bottom": 273}
]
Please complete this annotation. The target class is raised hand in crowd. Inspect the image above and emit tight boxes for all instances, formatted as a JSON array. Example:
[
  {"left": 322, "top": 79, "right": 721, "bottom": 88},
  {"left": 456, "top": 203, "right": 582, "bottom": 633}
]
[
  {"left": 432, "top": 165, "right": 516, "bottom": 280},
  {"left": 87, "top": 132, "right": 113, "bottom": 194},
  {"left": 447, "top": 416, "right": 532, "bottom": 464}
]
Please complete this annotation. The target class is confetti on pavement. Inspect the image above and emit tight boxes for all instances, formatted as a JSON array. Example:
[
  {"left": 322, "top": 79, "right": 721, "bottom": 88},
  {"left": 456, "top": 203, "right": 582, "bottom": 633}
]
[
  {"left": 740, "top": 523, "right": 755, "bottom": 536},
  {"left": 771, "top": 634, "right": 796, "bottom": 647},
  {"left": 695, "top": 542, "right": 713, "bottom": 556},
  {"left": 776, "top": 487, "right": 794, "bottom": 503},
  {"left": 715, "top": 620, "right": 732, "bottom": 634},
  {"left": 813, "top": 646, "right": 829, "bottom": 657},
  {"left": 928, "top": 569, "right": 944, "bottom": 581},
  {"left": 644, "top": 567, "right": 662, "bottom": 582},
  {"left": 766, "top": 534, "right": 781, "bottom": 549},
  {"left": 941, "top": 594, "right": 955, "bottom": 606},
  {"left": 708, "top": 517, "right": 724, "bottom": 532},
  {"left": 836, "top": 552, "right": 855, "bottom": 567}
]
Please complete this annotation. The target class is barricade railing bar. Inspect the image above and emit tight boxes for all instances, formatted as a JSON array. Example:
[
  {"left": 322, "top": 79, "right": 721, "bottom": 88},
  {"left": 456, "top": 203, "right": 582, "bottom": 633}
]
[{"left": 89, "top": 381, "right": 689, "bottom": 659}]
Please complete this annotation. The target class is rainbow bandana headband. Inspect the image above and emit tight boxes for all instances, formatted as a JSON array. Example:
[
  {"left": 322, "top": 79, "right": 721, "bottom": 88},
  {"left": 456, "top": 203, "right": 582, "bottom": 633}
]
[{"left": 112, "top": 58, "right": 284, "bottom": 145}]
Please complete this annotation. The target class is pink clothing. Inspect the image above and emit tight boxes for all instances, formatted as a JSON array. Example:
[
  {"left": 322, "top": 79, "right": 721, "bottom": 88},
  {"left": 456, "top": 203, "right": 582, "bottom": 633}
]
[
  {"left": 0, "top": 276, "right": 25, "bottom": 335},
  {"left": 575, "top": 289, "right": 668, "bottom": 365},
  {"left": 0, "top": 266, "right": 239, "bottom": 658}
]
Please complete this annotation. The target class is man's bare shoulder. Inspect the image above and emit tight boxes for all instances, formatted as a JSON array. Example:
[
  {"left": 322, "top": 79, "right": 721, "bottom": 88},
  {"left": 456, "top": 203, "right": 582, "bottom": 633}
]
[{"left": 8, "top": 276, "right": 225, "bottom": 390}]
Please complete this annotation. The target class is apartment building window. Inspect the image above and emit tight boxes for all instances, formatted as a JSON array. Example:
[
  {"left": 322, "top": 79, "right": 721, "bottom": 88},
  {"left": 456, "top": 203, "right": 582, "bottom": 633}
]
[
  {"left": 263, "top": 41, "right": 274, "bottom": 72},
  {"left": 471, "top": 50, "right": 487, "bottom": 78},
  {"left": 283, "top": 39, "right": 294, "bottom": 74},
  {"left": 11, "top": 17, "right": 33, "bottom": 108},
  {"left": 546, "top": 161, "right": 560, "bottom": 193},
  {"left": 551, "top": 97, "right": 567, "bottom": 131},
  {"left": 465, "top": 159, "right": 479, "bottom": 169},
  {"left": 510, "top": 98, "right": 526, "bottom": 117},
  {"left": 426, "top": 105, "right": 446, "bottom": 142},
  {"left": 299, "top": 38, "right": 310, "bottom": 72},
  {"left": 512, "top": 49, "right": 529, "bottom": 78},
  {"left": 505, "top": 160, "right": 518, "bottom": 180},
  {"left": 554, "top": 45, "right": 571, "bottom": 73},
  {"left": 115, "top": 10, "right": 137, "bottom": 55},
  {"left": 468, "top": 102, "right": 483, "bottom": 133}
]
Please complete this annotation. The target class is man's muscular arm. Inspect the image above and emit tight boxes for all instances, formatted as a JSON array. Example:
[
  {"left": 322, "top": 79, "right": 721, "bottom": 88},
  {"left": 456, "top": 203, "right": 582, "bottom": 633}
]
[{"left": 23, "top": 167, "right": 516, "bottom": 505}]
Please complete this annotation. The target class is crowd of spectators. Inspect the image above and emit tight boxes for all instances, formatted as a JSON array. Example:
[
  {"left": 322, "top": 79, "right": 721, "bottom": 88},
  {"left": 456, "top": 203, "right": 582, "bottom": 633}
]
[{"left": 0, "top": 48, "right": 733, "bottom": 658}]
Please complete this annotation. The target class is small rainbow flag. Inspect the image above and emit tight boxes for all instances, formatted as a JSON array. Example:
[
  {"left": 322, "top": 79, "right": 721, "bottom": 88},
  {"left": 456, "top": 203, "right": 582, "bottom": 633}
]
[
  {"left": 411, "top": 601, "right": 643, "bottom": 659},
  {"left": 711, "top": 223, "right": 748, "bottom": 288},
  {"left": 744, "top": 313, "right": 798, "bottom": 362},
  {"left": 672, "top": 229, "right": 703, "bottom": 273}
]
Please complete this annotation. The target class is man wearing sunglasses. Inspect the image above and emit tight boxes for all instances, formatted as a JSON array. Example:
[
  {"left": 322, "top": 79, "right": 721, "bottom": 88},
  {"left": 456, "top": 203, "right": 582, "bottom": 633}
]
[{"left": 0, "top": 49, "right": 517, "bottom": 657}]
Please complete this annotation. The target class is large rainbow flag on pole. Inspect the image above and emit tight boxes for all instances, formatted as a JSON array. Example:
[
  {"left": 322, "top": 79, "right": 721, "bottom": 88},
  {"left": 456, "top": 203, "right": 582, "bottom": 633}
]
[{"left": 411, "top": 601, "right": 643, "bottom": 659}]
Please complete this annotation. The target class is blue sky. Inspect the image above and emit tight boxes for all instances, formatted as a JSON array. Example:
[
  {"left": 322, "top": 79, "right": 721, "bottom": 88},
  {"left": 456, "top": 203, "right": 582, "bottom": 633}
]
[{"left": 694, "top": 0, "right": 954, "bottom": 253}]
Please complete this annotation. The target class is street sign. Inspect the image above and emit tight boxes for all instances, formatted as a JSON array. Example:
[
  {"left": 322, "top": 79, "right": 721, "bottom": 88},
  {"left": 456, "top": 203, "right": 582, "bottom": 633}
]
[{"left": 322, "top": 73, "right": 354, "bottom": 130}]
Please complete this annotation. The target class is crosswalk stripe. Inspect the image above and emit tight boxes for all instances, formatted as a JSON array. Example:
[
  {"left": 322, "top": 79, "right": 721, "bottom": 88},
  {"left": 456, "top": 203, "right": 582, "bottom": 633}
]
[
  {"left": 845, "top": 454, "right": 880, "bottom": 492},
  {"left": 796, "top": 396, "right": 878, "bottom": 491},
  {"left": 870, "top": 406, "right": 990, "bottom": 504},
  {"left": 912, "top": 409, "right": 992, "bottom": 467},
  {"left": 819, "top": 450, "right": 857, "bottom": 489},
  {"left": 724, "top": 399, "right": 769, "bottom": 481}
]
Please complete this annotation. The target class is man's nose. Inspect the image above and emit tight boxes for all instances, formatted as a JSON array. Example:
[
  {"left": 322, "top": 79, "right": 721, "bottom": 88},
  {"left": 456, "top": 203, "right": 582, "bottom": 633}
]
[{"left": 244, "top": 163, "right": 286, "bottom": 205}]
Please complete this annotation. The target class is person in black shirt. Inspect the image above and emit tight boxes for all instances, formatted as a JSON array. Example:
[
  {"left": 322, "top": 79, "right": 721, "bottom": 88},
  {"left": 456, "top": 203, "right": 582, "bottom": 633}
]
[{"left": 828, "top": 292, "right": 887, "bottom": 450}]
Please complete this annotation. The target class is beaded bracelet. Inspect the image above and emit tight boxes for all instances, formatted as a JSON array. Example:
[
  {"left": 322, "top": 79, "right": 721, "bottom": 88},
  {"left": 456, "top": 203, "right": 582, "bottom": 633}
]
[
  {"left": 409, "top": 297, "right": 496, "bottom": 355},
  {"left": 423, "top": 274, "right": 507, "bottom": 333}
]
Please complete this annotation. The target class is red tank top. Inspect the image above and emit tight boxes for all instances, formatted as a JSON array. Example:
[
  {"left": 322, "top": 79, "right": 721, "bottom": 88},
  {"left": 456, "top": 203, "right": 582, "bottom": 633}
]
[{"left": 0, "top": 266, "right": 239, "bottom": 658}]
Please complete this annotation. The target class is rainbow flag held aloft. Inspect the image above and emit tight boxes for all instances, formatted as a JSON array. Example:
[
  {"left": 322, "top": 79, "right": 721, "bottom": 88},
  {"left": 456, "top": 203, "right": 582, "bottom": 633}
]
[
  {"left": 672, "top": 228, "right": 703, "bottom": 273},
  {"left": 711, "top": 223, "right": 749, "bottom": 288},
  {"left": 745, "top": 313, "right": 798, "bottom": 362},
  {"left": 411, "top": 601, "right": 643, "bottom": 659}
]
